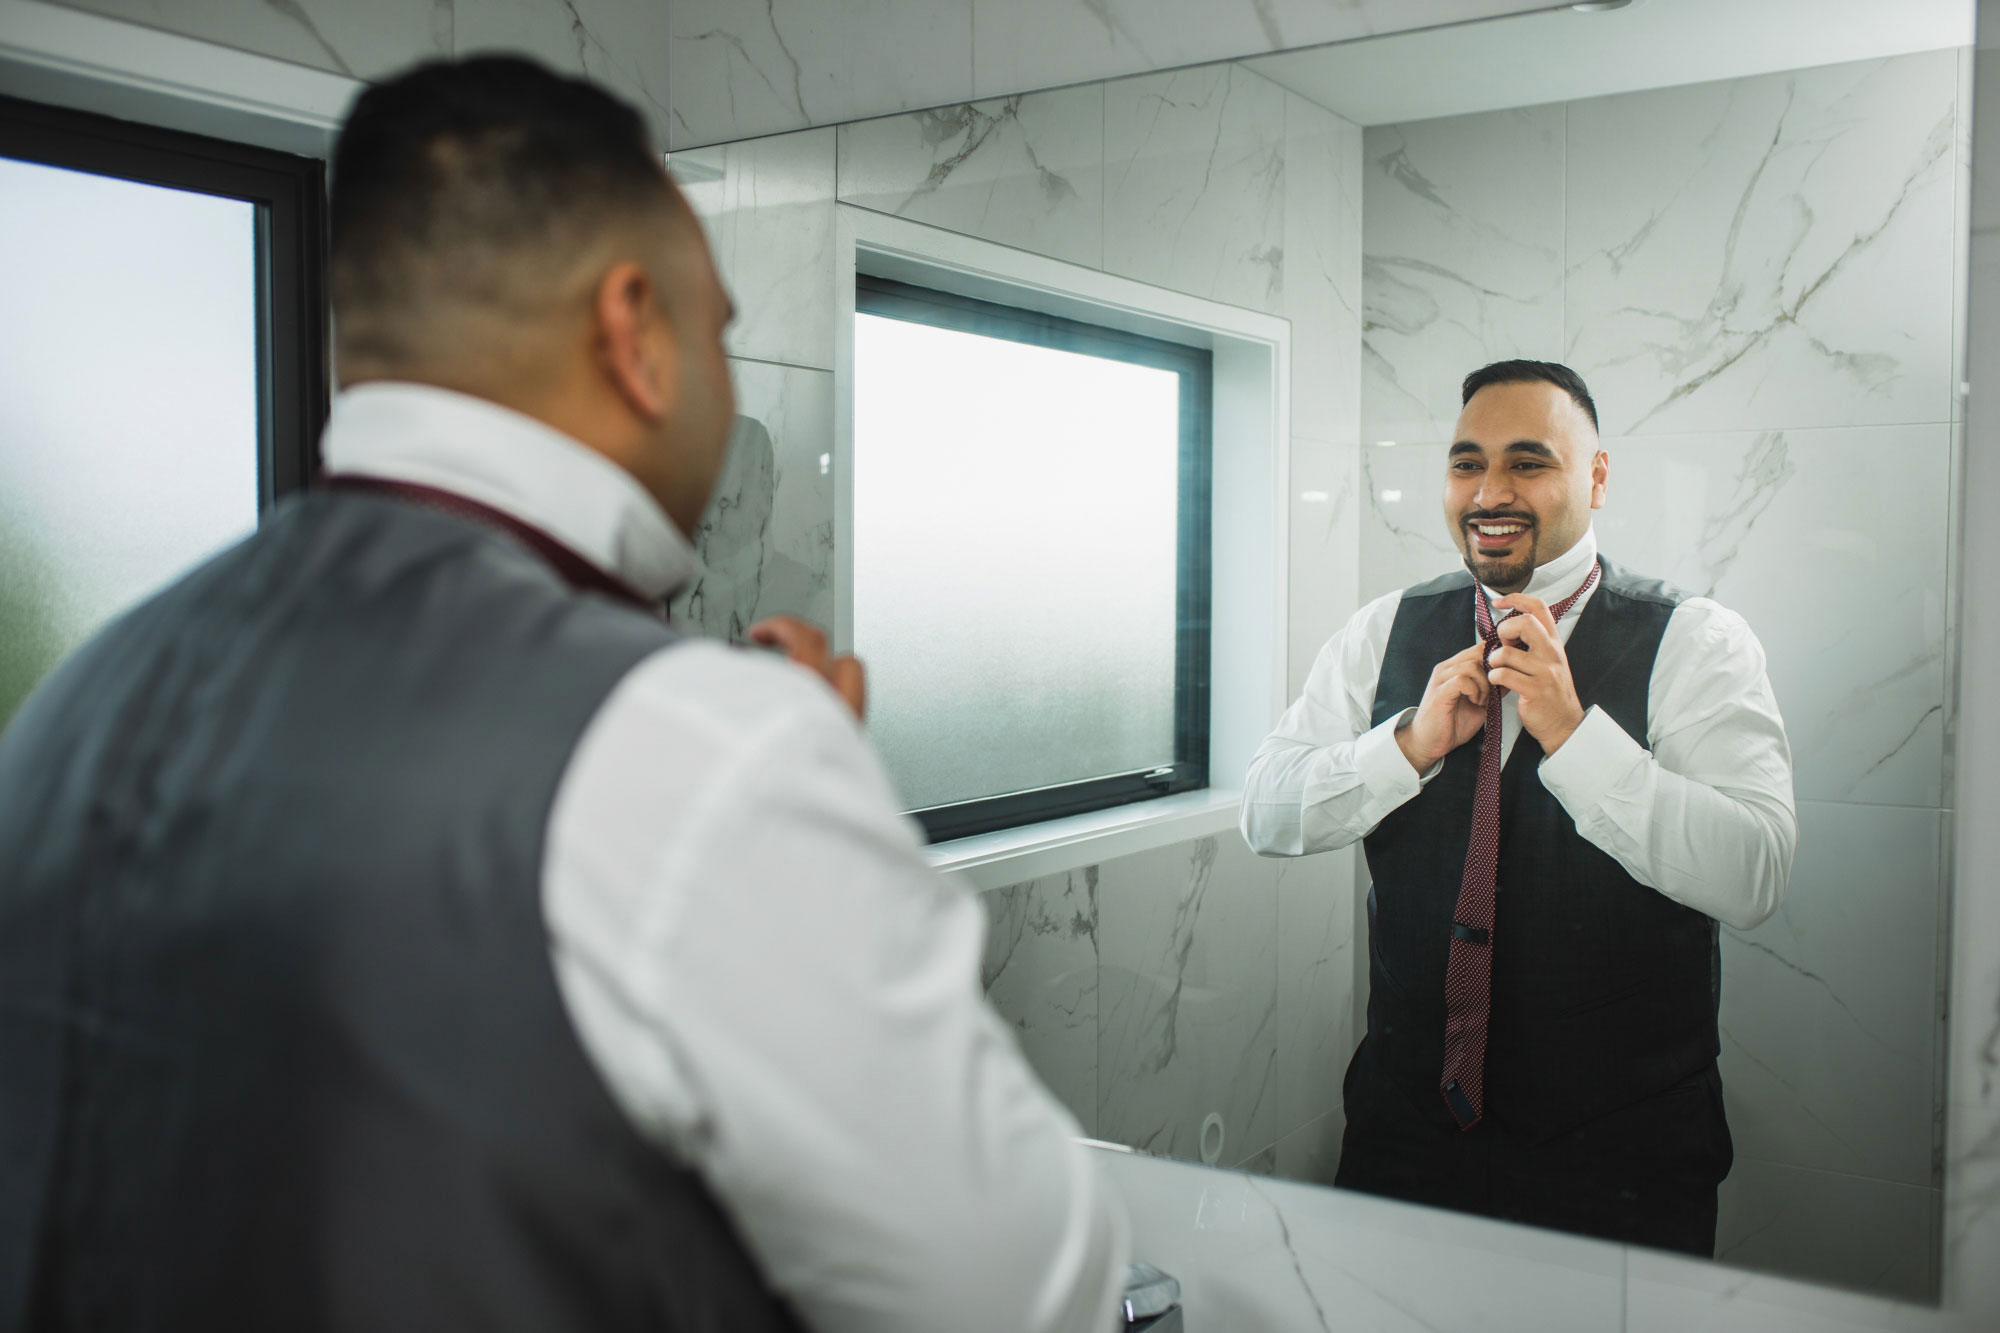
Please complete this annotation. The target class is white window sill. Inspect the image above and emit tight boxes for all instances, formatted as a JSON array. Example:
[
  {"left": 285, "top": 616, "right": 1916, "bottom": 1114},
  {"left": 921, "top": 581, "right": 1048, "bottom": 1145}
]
[{"left": 926, "top": 789, "right": 1245, "bottom": 891}]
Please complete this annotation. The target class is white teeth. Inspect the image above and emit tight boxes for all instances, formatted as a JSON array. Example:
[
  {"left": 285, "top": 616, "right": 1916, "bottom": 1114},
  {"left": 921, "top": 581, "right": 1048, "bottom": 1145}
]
[{"left": 1474, "top": 523, "right": 1525, "bottom": 536}]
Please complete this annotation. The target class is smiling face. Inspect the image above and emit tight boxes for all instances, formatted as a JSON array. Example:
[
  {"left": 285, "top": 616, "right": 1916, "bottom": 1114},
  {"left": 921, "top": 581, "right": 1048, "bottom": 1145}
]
[{"left": 1445, "top": 379, "right": 1608, "bottom": 593}]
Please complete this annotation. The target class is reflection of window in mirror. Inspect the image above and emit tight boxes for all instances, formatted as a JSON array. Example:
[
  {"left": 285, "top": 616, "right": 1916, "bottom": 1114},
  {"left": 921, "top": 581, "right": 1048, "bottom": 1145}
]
[
  {"left": 852, "top": 276, "right": 1212, "bottom": 842},
  {"left": 0, "top": 97, "right": 325, "bottom": 730}
]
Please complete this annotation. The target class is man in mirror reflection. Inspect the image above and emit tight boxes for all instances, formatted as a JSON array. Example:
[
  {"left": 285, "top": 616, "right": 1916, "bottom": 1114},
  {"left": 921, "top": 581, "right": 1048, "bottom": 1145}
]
[
  {"left": 0, "top": 58, "right": 1128, "bottom": 1332},
  {"left": 1243, "top": 361, "right": 1797, "bottom": 1256}
]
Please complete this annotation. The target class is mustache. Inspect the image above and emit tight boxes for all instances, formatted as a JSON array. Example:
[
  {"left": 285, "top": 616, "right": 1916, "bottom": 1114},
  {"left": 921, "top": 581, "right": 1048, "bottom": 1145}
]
[{"left": 1462, "top": 510, "right": 1536, "bottom": 526}]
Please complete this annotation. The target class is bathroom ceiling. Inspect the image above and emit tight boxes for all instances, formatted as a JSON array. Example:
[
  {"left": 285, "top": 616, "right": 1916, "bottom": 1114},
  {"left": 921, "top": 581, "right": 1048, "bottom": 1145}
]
[{"left": 1243, "top": 0, "right": 1975, "bottom": 126}]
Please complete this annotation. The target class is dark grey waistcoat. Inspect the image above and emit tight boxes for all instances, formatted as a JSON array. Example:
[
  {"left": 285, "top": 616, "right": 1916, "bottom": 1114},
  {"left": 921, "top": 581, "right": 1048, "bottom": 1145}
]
[
  {"left": 1354, "top": 558, "right": 1721, "bottom": 1141},
  {"left": 0, "top": 491, "right": 804, "bottom": 1332}
]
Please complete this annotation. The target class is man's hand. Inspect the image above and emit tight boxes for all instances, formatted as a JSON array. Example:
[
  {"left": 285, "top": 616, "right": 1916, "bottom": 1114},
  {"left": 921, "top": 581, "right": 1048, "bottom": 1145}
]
[
  {"left": 1395, "top": 642, "right": 1492, "bottom": 773},
  {"left": 746, "top": 616, "right": 867, "bottom": 721},
  {"left": 1487, "top": 594, "right": 1587, "bottom": 753}
]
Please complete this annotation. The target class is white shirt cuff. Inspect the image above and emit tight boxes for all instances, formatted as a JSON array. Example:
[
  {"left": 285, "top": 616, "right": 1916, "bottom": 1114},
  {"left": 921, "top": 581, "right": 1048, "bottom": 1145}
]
[
  {"left": 1537, "top": 704, "right": 1649, "bottom": 818},
  {"left": 1355, "top": 707, "right": 1430, "bottom": 823}
]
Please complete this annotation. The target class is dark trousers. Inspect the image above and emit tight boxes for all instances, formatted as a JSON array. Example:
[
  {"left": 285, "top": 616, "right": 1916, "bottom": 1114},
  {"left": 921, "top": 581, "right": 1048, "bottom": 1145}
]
[{"left": 1333, "top": 1043, "right": 1733, "bottom": 1257}]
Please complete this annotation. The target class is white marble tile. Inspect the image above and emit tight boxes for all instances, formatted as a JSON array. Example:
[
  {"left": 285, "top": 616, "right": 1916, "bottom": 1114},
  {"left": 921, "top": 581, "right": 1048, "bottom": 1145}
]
[
  {"left": 976, "top": 868, "right": 1099, "bottom": 1136},
  {"left": 1943, "top": 52, "right": 1975, "bottom": 809},
  {"left": 1566, "top": 51, "right": 1959, "bottom": 438},
  {"left": 968, "top": 0, "right": 1562, "bottom": 105},
  {"left": 669, "top": 359, "right": 834, "bottom": 640},
  {"left": 1273, "top": 850, "right": 1355, "bottom": 1148},
  {"left": 1235, "top": 1140, "right": 1278, "bottom": 1176},
  {"left": 1355, "top": 439, "right": 1455, "bottom": 603},
  {"left": 1097, "top": 1143, "right": 1625, "bottom": 1333},
  {"left": 1360, "top": 105, "right": 1566, "bottom": 450},
  {"left": 1282, "top": 93, "right": 1365, "bottom": 452},
  {"left": 52, "top": 0, "right": 447, "bottom": 79},
  {"left": 1952, "top": 47, "right": 1976, "bottom": 427},
  {"left": 1593, "top": 425, "right": 1951, "bottom": 809},
  {"left": 835, "top": 86, "right": 1105, "bottom": 270},
  {"left": 667, "top": 0, "right": 971, "bottom": 149},
  {"left": 1271, "top": 1107, "right": 1344, "bottom": 1189},
  {"left": 1942, "top": 31, "right": 2000, "bottom": 1322},
  {"left": 1096, "top": 835, "right": 1278, "bottom": 1167},
  {"left": 1717, "top": 803, "right": 1944, "bottom": 1191},
  {"left": 1102, "top": 63, "right": 1287, "bottom": 315},
  {"left": 1287, "top": 438, "right": 1361, "bottom": 698},
  {"left": 454, "top": 0, "right": 674, "bottom": 147},
  {"left": 1940, "top": 861, "right": 2000, "bottom": 1323},
  {"left": 670, "top": 128, "right": 836, "bottom": 372},
  {"left": 1715, "top": 1158, "right": 1936, "bottom": 1303}
]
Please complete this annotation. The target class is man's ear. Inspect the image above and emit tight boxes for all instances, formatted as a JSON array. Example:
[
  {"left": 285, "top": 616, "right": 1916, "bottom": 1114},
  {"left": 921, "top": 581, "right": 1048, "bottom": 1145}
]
[
  {"left": 1590, "top": 447, "right": 1609, "bottom": 510},
  {"left": 594, "top": 260, "right": 677, "bottom": 422}
]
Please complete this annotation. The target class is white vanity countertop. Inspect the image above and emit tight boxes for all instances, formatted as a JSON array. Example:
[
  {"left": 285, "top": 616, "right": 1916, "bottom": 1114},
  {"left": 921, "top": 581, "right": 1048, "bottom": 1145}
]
[{"left": 1092, "top": 1146, "right": 1980, "bottom": 1332}]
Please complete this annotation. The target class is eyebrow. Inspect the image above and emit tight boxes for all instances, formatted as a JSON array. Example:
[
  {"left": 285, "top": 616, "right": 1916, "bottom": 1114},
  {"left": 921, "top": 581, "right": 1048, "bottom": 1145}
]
[{"left": 1449, "top": 439, "right": 1558, "bottom": 459}]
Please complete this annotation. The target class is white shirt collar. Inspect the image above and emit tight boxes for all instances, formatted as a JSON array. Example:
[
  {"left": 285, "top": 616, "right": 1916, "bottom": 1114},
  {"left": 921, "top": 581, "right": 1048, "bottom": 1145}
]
[
  {"left": 1478, "top": 525, "right": 1599, "bottom": 604},
  {"left": 318, "top": 382, "right": 698, "bottom": 601}
]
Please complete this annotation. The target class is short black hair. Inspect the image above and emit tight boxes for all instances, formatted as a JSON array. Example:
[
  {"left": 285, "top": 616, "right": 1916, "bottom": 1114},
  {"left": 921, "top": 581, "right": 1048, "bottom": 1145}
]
[
  {"left": 330, "top": 56, "right": 674, "bottom": 366},
  {"left": 1461, "top": 359, "right": 1599, "bottom": 433}
]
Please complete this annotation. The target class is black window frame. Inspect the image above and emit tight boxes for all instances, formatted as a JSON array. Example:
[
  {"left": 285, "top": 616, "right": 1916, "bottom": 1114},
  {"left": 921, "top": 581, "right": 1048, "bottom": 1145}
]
[
  {"left": 854, "top": 274, "right": 1213, "bottom": 843},
  {"left": 0, "top": 93, "right": 329, "bottom": 511}
]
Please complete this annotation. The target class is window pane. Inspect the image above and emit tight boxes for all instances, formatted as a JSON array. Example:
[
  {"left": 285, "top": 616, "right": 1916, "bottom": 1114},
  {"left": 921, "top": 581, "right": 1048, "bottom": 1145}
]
[
  {"left": 0, "top": 157, "right": 259, "bottom": 726},
  {"left": 854, "top": 311, "right": 1183, "bottom": 811}
]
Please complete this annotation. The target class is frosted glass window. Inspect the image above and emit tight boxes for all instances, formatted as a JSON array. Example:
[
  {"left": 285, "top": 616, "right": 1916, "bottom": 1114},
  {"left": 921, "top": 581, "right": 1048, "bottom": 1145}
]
[
  {"left": 853, "top": 281, "right": 1211, "bottom": 836},
  {"left": 0, "top": 156, "right": 259, "bottom": 726}
]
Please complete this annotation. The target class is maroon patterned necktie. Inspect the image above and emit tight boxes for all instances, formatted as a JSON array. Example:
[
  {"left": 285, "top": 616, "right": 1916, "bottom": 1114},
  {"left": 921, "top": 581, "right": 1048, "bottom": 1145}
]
[{"left": 1439, "top": 558, "right": 1601, "bottom": 1131}]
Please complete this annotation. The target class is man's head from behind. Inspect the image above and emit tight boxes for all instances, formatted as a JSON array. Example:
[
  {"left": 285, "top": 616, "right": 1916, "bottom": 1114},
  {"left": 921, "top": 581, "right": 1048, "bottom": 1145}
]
[
  {"left": 1445, "top": 359, "right": 1608, "bottom": 594},
  {"left": 331, "top": 57, "right": 734, "bottom": 534}
]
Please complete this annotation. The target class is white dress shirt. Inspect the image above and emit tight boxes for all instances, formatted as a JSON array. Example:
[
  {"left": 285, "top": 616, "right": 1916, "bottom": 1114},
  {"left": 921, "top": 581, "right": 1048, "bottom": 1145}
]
[
  {"left": 1241, "top": 529, "right": 1797, "bottom": 931},
  {"left": 321, "top": 383, "right": 1129, "bottom": 1333}
]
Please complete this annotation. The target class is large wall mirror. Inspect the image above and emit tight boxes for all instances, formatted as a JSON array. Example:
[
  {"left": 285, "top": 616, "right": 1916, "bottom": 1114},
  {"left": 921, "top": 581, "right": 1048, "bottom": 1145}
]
[{"left": 666, "top": 0, "right": 1972, "bottom": 1304}]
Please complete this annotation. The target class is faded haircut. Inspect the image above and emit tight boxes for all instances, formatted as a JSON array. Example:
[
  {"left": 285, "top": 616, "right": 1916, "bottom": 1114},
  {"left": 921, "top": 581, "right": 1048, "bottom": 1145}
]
[
  {"left": 329, "top": 55, "right": 681, "bottom": 373},
  {"left": 1460, "top": 359, "right": 1600, "bottom": 434}
]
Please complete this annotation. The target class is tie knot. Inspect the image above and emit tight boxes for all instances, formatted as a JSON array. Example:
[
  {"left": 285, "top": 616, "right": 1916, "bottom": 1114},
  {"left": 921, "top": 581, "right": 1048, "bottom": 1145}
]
[{"left": 1477, "top": 607, "right": 1516, "bottom": 654}]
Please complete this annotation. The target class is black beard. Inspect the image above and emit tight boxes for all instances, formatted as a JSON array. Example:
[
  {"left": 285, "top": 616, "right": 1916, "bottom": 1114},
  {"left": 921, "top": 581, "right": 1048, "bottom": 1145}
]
[
  {"left": 1459, "top": 513, "right": 1538, "bottom": 593},
  {"left": 1465, "top": 549, "right": 1536, "bottom": 594}
]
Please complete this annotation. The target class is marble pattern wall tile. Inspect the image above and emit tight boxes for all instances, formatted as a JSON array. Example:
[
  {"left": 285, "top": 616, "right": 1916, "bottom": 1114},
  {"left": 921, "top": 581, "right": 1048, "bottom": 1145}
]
[
  {"left": 668, "top": 0, "right": 972, "bottom": 148},
  {"left": 1096, "top": 835, "right": 1279, "bottom": 1166},
  {"left": 454, "top": 0, "right": 674, "bottom": 146},
  {"left": 50, "top": 0, "right": 448, "bottom": 80},
  {"left": 1102, "top": 63, "right": 1287, "bottom": 316},
  {"left": 1360, "top": 425, "right": 1953, "bottom": 810},
  {"left": 1271, "top": 1106, "right": 1343, "bottom": 1188},
  {"left": 658, "top": 0, "right": 1554, "bottom": 146},
  {"left": 1273, "top": 851, "right": 1355, "bottom": 1152},
  {"left": 670, "top": 359, "right": 834, "bottom": 640},
  {"left": 1952, "top": 47, "right": 1977, "bottom": 427},
  {"left": 1717, "top": 802, "right": 1943, "bottom": 1190},
  {"left": 1288, "top": 438, "right": 1362, "bottom": 696},
  {"left": 979, "top": 839, "right": 1347, "bottom": 1170},
  {"left": 1356, "top": 439, "right": 1456, "bottom": 602},
  {"left": 1939, "top": 30, "right": 2000, "bottom": 1326},
  {"left": 1361, "top": 106, "right": 1566, "bottom": 449},
  {"left": 835, "top": 86, "right": 1105, "bottom": 270},
  {"left": 1565, "top": 52, "right": 1959, "bottom": 438},
  {"left": 1595, "top": 425, "right": 1951, "bottom": 810},
  {"left": 963, "top": 0, "right": 1560, "bottom": 107},
  {"left": 1716, "top": 1158, "right": 1937, "bottom": 1303},
  {"left": 672, "top": 128, "right": 837, "bottom": 371},
  {"left": 978, "top": 868, "right": 1099, "bottom": 1135},
  {"left": 1282, "top": 92, "right": 1365, "bottom": 451}
]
